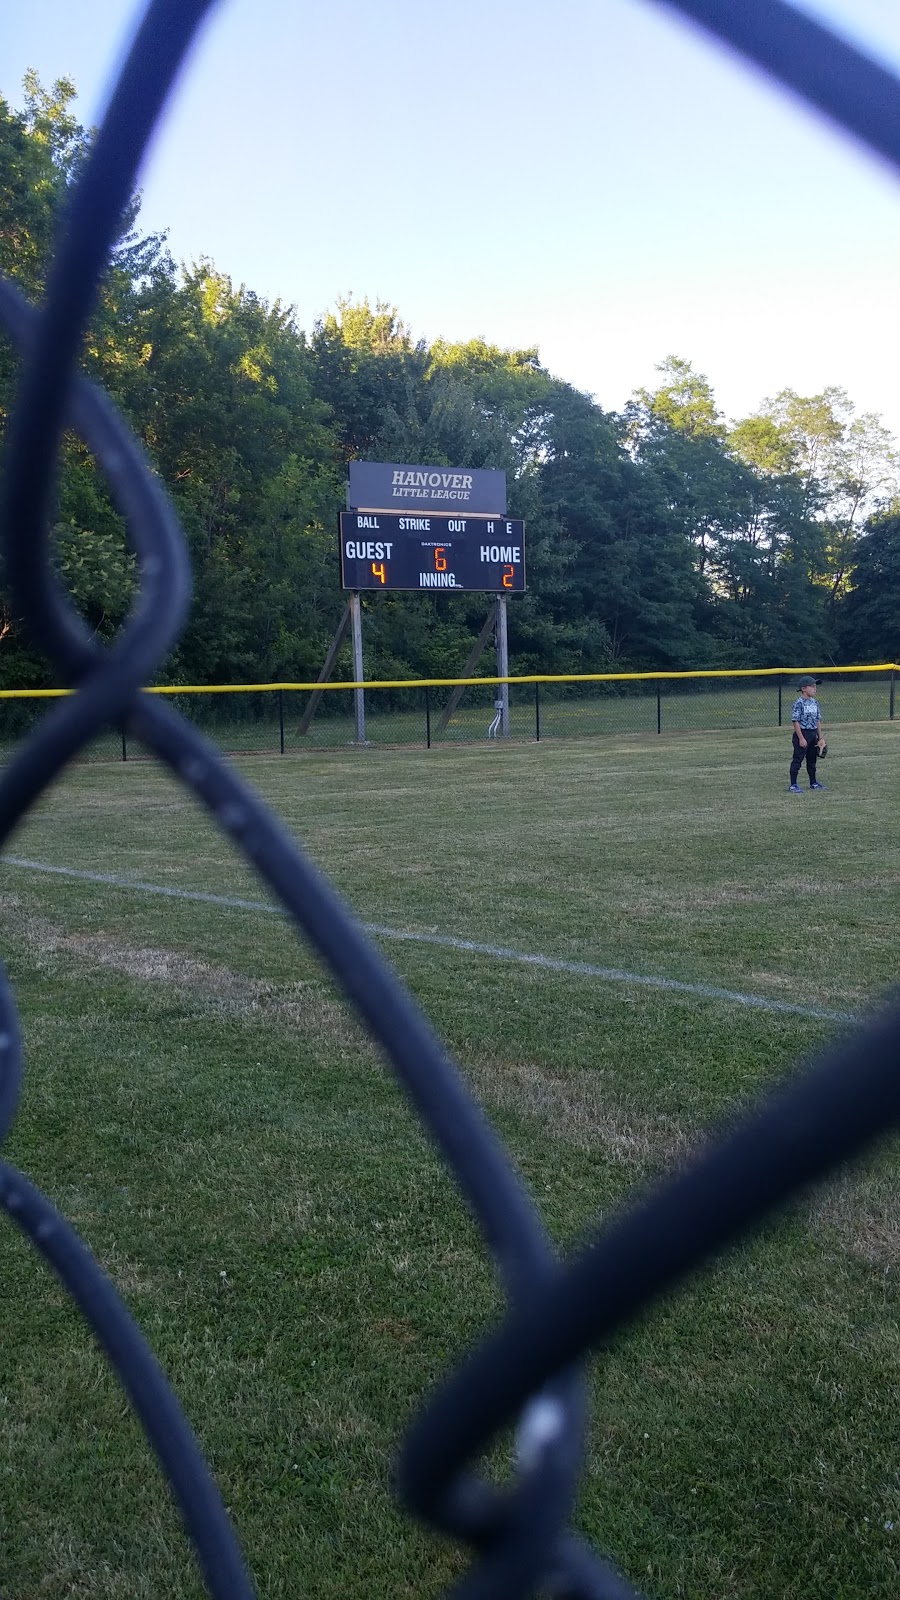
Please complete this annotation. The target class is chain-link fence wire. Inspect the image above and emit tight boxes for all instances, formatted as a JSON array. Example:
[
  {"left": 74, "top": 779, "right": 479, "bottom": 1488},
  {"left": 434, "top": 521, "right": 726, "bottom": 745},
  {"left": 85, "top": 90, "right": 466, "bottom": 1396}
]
[
  {"left": 650, "top": 669, "right": 894, "bottom": 738},
  {"left": 159, "top": 690, "right": 287, "bottom": 755},
  {"left": 300, "top": 685, "right": 429, "bottom": 748},
  {"left": 0, "top": 694, "right": 126, "bottom": 761},
  {"left": 155, "top": 672, "right": 898, "bottom": 751},
  {"left": 806, "top": 669, "right": 896, "bottom": 728},
  {"left": 508, "top": 670, "right": 897, "bottom": 743},
  {"left": 1, "top": 3, "right": 900, "bottom": 1597},
  {"left": 2, "top": 670, "right": 893, "bottom": 758},
  {"left": 429, "top": 680, "right": 536, "bottom": 744}
]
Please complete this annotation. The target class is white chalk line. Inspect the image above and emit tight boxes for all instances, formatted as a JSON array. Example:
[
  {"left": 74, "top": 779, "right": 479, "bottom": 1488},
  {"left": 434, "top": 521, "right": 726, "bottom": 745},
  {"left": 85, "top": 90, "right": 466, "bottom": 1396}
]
[{"left": 2, "top": 855, "right": 856, "bottom": 1026}]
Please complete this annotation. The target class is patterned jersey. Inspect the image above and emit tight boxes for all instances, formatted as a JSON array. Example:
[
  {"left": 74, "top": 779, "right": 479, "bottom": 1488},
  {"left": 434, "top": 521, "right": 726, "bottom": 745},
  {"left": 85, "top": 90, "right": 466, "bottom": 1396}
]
[{"left": 791, "top": 695, "right": 821, "bottom": 730}]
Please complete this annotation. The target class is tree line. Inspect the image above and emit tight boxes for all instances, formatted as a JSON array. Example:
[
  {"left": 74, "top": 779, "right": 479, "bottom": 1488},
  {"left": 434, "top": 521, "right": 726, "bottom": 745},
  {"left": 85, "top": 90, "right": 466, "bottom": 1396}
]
[{"left": 2, "top": 76, "right": 899, "bottom": 690}]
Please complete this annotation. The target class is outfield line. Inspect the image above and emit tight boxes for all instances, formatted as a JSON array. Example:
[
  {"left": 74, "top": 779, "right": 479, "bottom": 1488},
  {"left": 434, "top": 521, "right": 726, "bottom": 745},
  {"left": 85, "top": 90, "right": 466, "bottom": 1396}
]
[{"left": 2, "top": 855, "right": 856, "bottom": 1025}]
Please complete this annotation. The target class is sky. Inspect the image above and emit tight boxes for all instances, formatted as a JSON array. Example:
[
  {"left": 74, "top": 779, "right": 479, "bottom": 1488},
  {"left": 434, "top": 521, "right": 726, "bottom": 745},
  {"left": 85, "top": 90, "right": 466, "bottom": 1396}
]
[{"left": 4, "top": 0, "right": 900, "bottom": 437}]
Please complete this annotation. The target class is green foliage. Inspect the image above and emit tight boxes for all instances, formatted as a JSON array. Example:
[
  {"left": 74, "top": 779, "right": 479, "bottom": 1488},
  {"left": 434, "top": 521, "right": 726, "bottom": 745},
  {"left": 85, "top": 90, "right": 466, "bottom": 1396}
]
[
  {"left": 54, "top": 437, "right": 137, "bottom": 634},
  {"left": 2, "top": 76, "right": 900, "bottom": 688},
  {"left": 632, "top": 353, "right": 725, "bottom": 442},
  {"left": 837, "top": 509, "right": 900, "bottom": 662},
  {"left": 310, "top": 296, "right": 426, "bottom": 465}
]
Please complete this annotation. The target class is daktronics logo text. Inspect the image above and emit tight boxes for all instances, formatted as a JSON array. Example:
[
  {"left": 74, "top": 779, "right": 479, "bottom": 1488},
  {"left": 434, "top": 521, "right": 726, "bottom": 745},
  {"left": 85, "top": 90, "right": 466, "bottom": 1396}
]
[{"left": 390, "top": 469, "right": 474, "bottom": 501}]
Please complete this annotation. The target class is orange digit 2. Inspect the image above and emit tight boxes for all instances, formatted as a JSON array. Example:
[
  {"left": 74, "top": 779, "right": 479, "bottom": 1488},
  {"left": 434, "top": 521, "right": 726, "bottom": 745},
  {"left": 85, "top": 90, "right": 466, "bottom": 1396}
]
[{"left": 502, "top": 564, "right": 514, "bottom": 589}]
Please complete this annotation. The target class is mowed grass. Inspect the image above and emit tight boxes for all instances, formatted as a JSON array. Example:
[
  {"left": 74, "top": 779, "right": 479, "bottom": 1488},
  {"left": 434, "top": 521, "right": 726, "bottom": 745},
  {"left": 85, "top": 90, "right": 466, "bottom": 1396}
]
[{"left": 0, "top": 722, "right": 899, "bottom": 1598}]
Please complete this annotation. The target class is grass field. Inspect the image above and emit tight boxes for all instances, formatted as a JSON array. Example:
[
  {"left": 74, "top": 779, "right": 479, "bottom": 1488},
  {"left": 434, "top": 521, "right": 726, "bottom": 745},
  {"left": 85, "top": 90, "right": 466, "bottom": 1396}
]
[{"left": 0, "top": 722, "right": 899, "bottom": 1598}]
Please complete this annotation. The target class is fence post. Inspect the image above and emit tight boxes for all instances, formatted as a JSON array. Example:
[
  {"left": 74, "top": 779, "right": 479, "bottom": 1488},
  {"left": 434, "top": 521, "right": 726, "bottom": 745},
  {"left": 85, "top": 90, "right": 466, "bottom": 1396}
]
[
  {"left": 534, "top": 682, "right": 541, "bottom": 742},
  {"left": 891, "top": 669, "right": 895, "bottom": 722},
  {"left": 656, "top": 682, "right": 661, "bottom": 734},
  {"left": 778, "top": 678, "right": 782, "bottom": 727},
  {"left": 121, "top": 728, "right": 127, "bottom": 762},
  {"left": 425, "top": 685, "right": 431, "bottom": 749},
  {"left": 278, "top": 689, "right": 285, "bottom": 754}
]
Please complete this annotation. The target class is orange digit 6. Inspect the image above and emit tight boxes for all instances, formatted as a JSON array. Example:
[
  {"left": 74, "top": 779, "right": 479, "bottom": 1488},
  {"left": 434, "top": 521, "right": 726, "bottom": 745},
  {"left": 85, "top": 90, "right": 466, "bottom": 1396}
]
[
  {"left": 502, "top": 564, "right": 514, "bottom": 589},
  {"left": 434, "top": 546, "right": 448, "bottom": 571},
  {"left": 371, "top": 561, "right": 386, "bottom": 585}
]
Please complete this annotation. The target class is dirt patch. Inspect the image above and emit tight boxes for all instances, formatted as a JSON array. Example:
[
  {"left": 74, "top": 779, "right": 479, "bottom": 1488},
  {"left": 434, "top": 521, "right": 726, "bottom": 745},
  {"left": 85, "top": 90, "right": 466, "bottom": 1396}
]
[
  {"left": 2, "top": 898, "right": 363, "bottom": 1048},
  {"left": 475, "top": 1050, "right": 900, "bottom": 1264},
  {"left": 664, "top": 886, "right": 775, "bottom": 909},
  {"left": 808, "top": 1166, "right": 900, "bottom": 1269},
  {"left": 469, "top": 1054, "right": 693, "bottom": 1168}
]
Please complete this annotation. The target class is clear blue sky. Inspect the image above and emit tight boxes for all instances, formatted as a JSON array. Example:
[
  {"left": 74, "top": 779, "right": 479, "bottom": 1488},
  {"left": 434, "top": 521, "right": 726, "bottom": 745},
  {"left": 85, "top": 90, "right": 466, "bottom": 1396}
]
[{"left": 4, "top": 0, "right": 900, "bottom": 436}]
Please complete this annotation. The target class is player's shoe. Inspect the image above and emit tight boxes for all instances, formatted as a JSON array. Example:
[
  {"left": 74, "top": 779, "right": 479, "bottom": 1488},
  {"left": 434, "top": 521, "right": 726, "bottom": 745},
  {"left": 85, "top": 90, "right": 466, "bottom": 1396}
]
[
  {"left": 809, "top": 781, "right": 826, "bottom": 790},
  {"left": 789, "top": 784, "right": 803, "bottom": 794}
]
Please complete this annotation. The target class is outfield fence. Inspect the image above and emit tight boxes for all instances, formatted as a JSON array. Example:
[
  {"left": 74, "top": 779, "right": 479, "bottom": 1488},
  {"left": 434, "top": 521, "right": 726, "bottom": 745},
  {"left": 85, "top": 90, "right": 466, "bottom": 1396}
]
[{"left": 0, "top": 663, "right": 895, "bottom": 760}]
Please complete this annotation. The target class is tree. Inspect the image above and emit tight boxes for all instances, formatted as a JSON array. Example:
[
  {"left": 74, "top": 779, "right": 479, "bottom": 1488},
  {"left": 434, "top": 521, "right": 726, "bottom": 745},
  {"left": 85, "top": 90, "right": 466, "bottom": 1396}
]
[
  {"left": 630, "top": 354, "right": 725, "bottom": 442},
  {"left": 624, "top": 358, "right": 741, "bottom": 583},
  {"left": 5, "top": 72, "right": 899, "bottom": 689},
  {"left": 309, "top": 296, "right": 427, "bottom": 464},
  {"left": 542, "top": 383, "right": 703, "bottom": 666},
  {"left": 114, "top": 263, "right": 342, "bottom": 682},
  {"left": 751, "top": 388, "right": 899, "bottom": 609},
  {"left": 835, "top": 509, "right": 900, "bottom": 662},
  {"left": 624, "top": 360, "right": 841, "bottom": 663}
]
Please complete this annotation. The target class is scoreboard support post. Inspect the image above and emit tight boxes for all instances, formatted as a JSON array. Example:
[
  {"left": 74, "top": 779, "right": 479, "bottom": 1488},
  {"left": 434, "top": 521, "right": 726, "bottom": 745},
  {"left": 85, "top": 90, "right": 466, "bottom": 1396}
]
[
  {"left": 298, "top": 601, "right": 352, "bottom": 736},
  {"left": 495, "top": 594, "right": 510, "bottom": 737},
  {"left": 349, "top": 592, "right": 366, "bottom": 744},
  {"left": 434, "top": 602, "right": 498, "bottom": 737}
]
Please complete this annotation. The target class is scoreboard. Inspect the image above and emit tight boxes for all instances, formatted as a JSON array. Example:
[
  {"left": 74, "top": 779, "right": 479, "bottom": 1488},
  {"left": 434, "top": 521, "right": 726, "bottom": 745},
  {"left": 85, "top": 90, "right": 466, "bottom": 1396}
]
[{"left": 339, "top": 512, "right": 526, "bottom": 593}]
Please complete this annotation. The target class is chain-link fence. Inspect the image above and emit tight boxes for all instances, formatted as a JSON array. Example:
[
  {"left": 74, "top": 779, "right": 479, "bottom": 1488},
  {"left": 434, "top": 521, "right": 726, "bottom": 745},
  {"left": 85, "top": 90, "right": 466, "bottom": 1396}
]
[
  {"left": 4, "top": 1, "right": 900, "bottom": 1594},
  {"left": 0, "top": 668, "right": 893, "bottom": 759}
]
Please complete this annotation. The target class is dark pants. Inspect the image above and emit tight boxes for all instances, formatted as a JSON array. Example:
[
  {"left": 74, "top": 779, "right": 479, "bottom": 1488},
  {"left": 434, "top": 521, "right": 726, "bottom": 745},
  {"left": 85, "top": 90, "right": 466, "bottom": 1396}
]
[{"left": 790, "top": 731, "right": 819, "bottom": 785}]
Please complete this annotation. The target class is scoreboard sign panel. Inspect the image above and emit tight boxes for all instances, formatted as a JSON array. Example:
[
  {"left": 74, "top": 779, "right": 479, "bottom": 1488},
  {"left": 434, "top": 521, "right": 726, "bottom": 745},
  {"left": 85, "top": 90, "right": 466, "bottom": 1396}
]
[
  {"left": 349, "top": 461, "right": 506, "bottom": 515},
  {"left": 339, "top": 512, "right": 526, "bottom": 593}
]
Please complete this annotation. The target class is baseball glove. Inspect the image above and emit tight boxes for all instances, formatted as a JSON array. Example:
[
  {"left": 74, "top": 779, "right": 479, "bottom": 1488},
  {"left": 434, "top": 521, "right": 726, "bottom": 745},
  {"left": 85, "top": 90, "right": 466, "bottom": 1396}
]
[{"left": 817, "top": 741, "right": 828, "bottom": 758}]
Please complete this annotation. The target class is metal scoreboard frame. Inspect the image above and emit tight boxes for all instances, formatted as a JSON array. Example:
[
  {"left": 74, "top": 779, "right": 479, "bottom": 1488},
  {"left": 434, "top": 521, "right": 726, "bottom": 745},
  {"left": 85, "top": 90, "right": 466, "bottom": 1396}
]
[{"left": 338, "top": 511, "right": 526, "bottom": 594}]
